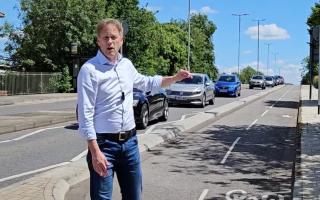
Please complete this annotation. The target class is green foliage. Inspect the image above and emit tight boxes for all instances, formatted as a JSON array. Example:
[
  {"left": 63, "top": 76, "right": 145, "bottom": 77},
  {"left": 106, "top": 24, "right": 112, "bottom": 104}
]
[
  {"left": 1, "top": 0, "right": 219, "bottom": 83},
  {"left": 313, "top": 75, "right": 319, "bottom": 88},
  {"left": 307, "top": 3, "right": 320, "bottom": 26},
  {"left": 2, "top": 0, "right": 106, "bottom": 72},
  {"left": 47, "top": 66, "right": 72, "bottom": 93},
  {"left": 239, "top": 66, "right": 257, "bottom": 84}
]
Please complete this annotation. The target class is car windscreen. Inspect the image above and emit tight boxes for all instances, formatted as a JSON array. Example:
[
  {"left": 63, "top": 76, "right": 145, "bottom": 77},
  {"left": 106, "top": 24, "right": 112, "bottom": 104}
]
[
  {"left": 252, "top": 76, "right": 263, "bottom": 79},
  {"left": 176, "top": 75, "right": 203, "bottom": 84},
  {"left": 218, "top": 75, "right": 235, "bottom": 82},
  {"left": 265, "top": 77, "right": 273, "bottom": 81}
]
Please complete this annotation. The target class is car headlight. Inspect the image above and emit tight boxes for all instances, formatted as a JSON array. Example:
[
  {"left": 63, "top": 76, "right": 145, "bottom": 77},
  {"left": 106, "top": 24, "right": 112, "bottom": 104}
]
[
  {"left": 133, "top": 99, "right": 139, "bottom": 107},
  {"left": 192, "top": 90, "right": 202, "bottom": 95}
]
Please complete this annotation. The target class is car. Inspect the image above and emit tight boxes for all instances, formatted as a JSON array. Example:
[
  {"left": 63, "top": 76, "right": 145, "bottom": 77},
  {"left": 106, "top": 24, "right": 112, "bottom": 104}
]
[
  {"left": 133, "top": 88, "right": 169, "bottom": 129},
  {"left": 265, "top": 76, "right": 275, "bottom": 87},
  {"left": 249, "top": 75, "right": 266, "bottom": 89},
  {"left": 214, "top": 74, "right": 241, "bottom": 97},
  {"left": 274, "top": 75, "right": 284, "bottom": 85},
  {"left": 165, "top": 73, "right": 215, "bottom": 108}
]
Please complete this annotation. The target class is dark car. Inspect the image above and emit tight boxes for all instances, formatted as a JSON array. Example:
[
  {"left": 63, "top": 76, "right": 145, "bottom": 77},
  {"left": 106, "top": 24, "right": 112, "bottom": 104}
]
[
  {"left": 215, "top": 74, "right": 241, "bottom": 97},
  {"left": 133, "top": 88, "right": 169, "bottom": 129}
]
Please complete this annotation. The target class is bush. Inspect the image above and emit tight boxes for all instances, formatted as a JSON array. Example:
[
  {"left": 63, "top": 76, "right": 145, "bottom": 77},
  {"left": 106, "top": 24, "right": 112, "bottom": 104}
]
[
  {"left": 313, "top": 75, "right": 319, "bottom": 89},
  {"left": 47, "top": 66, "right": 72, "bottom": 93}
]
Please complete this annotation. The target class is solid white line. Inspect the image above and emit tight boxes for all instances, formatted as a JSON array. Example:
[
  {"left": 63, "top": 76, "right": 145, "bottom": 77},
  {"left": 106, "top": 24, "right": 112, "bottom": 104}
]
[
  {"left": 198, "top": 189, "right": 209, "bottom": 200},
  {"left": 246, "top": 119, "right": 258, "bottom": 130},
  {"left": 261, "top": 110, "right": 269, "bottom": 117},
  {"left": 220, "top": 137, "right": 241, "bottom": 164},
  {"left": 0, "top": 126, "right": 65, "bottom": 144},
  {"left": 70, "top": 149, "right": 88, "bottom": 162},
  {"left": 0, "top": 162, "right": 70, "bottom": 183},
  {"left": 144, "top": 125, "right": 156, "bottom": 135}
]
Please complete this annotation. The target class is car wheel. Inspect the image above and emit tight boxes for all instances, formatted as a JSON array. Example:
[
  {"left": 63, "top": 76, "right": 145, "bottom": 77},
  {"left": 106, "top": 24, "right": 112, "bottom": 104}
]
[
  {"left": 201, "top": 94, "right": 206, "bottom": 108},
  {"left": 249, "top": 86, "right": 253, "bottom": 89},
  {"left": 159, "top": 100, "right": 169, "bottom": 121},
  {"left": 137, "top": 103, "right": 149, "bottom": 129},
  {"left": 209, "top": 95, "right": 214, "bottom": 105}
]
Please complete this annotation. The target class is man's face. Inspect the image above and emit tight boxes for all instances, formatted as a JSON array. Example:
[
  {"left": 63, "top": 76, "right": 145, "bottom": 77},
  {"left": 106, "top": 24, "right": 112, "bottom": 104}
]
[{"left": 97, "top": 23, "right": 123, "bottom": 62}]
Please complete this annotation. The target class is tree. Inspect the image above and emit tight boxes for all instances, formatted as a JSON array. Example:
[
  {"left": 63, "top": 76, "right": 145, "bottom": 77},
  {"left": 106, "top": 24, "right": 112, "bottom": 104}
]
[
  {"left": 239, "top": 66, "right": 256, "bottom": 84},
  {"left": 176, "top": 14, "right": 218, "bottom": 79},
  {"left": 1, "top": 0, "right": 106, "bottom": 72}
]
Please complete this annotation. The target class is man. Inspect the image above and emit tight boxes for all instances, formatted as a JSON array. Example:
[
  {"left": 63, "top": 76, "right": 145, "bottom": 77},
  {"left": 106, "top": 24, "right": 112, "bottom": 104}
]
[{"left": 77, "top": 18, "right": 192, "bottom": 200}]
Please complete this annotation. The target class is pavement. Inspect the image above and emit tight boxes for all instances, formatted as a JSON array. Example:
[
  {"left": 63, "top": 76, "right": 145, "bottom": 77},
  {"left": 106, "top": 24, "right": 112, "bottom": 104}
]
[{"left": 0, "top": 85, "right": 318, "bottom": 199}]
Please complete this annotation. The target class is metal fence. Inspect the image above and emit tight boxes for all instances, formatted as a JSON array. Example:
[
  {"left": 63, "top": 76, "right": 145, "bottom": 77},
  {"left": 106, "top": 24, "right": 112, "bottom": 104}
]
[{"left": 0, "top": 72, "right": 62, "bottom": 95}]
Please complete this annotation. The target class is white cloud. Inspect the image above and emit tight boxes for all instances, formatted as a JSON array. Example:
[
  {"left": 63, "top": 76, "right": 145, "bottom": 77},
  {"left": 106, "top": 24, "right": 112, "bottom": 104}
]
[
  {"left": 191, "top": 6, "right": 218, "bottom": 15},
  {"left": 200, "top": 6, "right": 218, "bottom": 14},
  {"left": 0, "top": 36, "right": 8, "bottom": 42},
  {"left": 242, "top": 50, "right": 252, "bottom": 55},
  {"left": 245, "top": 23, "right": 290, "bottom": 40}
]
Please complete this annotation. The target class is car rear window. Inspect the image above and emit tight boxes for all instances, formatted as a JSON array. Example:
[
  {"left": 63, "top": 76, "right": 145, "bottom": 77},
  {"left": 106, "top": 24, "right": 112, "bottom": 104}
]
[{"left": 218, "top": 75, "right": 235, "bottom": 82}]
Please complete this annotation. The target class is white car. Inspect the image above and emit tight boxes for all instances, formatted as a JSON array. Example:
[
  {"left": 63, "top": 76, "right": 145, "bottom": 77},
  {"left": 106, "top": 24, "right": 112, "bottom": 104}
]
[{"left": 165, "top": 73, "right": 215, "bottom": 108}]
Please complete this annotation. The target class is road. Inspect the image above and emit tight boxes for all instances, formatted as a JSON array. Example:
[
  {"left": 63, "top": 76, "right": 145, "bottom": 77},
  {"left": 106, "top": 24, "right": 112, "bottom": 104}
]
[
  {"left": 137, "top": 85, "right": 299, "bottom": 200},
  {"left": 0, "top": 85, "right": 275, "bottom": 189}
]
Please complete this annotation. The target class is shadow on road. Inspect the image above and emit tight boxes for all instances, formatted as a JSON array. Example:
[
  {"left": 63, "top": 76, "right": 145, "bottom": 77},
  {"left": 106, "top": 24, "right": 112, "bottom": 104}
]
[{"left": 146, "top": 123, "right": 298, "bottom": 199}]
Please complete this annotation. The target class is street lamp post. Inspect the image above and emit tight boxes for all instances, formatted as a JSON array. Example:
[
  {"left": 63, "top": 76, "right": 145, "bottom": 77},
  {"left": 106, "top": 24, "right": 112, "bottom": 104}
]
[
  {"left": 253, "top": 18, "right": 265, "bottom": 74},
  {"left": 265, "top": 43, "right": 271, "bottom": 76},
  {"left": 232, "top": 13, "right": 248, "bottom": 75},
  {"left": 187, "top": 0, "right": 191, "bottom": 72}
]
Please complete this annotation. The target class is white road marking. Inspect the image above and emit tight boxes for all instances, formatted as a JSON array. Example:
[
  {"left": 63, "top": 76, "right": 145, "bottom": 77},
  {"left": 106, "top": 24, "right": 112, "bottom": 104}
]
[
  {"left": 198, "top": 189, "right": 209, "bottom": 200},
  {"left": 282, "top": 114, "right": 292, "bottom": 118},
  {"left": 220, "top": 137, "right": 241, "bottom": 164},
  {"left": 261, "top": 110, "right": 269, "bottom": 117},
  {"left": 144, "top": 125, "right": 156, "bottom": 135},
  {"left": 0, "top": 162, "right": 69, "bottom": 183},
  {"left": 246, "top": 119, "right": 258, "bottom": 130},
  {"left": 70, "top": 149, "right": 88, "bottom": 162},
  {"left": 180, "top": 115, "right": 186, "bottom": 120},
  {"left": 0, "top": 126, "right": 65, "bottom": 144}
]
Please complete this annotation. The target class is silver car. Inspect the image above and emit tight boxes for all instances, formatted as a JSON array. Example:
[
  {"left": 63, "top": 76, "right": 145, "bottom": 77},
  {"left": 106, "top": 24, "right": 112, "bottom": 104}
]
[{"left": 166, "top": 73, "right": 215, "bottom": 108}]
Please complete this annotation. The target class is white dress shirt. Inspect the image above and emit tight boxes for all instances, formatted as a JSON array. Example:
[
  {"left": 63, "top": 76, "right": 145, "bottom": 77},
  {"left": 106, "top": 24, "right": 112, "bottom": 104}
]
[{"left": 77, "top": 50, "right": 162, "bottom": 140}]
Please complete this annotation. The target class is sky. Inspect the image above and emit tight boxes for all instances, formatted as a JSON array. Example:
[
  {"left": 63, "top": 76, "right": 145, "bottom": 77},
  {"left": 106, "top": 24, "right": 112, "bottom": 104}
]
[{"left": 1, "top": 0, "right": 319, "bottom": 85}]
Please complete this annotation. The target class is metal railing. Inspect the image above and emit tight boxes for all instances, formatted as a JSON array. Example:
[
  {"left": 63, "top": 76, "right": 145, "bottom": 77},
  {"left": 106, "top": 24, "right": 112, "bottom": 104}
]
[{"left": 0, "top": 72, "right": 62, "bottom": 95}]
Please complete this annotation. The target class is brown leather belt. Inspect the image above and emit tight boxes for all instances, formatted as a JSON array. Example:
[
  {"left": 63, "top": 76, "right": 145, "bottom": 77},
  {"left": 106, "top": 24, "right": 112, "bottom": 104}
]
[{"left": 96, "top": 128, "right": 136, "bottom": 142}]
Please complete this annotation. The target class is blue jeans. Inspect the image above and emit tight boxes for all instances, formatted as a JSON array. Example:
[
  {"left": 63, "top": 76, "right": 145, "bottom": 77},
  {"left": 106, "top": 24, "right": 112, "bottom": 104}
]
[{"left": 87, "top": 135, "right": 142, "bottom": 200}]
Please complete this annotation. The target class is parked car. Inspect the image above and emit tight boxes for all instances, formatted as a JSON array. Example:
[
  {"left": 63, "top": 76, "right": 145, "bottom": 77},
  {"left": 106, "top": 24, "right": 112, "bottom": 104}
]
[
  {"left": 165, "top": 73, "right": 215, "bottom": 108},
  {"left": 249, "top": 75, "right": 266, "bottom": 89},
  {"left": 215, "top": 74, "right": 241, "bottom": 97},
  {"left": 274, "top": 75, "right": 284, "bottom": 85},
  {"left": 265, "top": 76, "right": 275, "bottom": 87},
  {"left": 133, "top": 88, "right": 169, "bottom": 129},
  {"left": 76, "top": 88, "right": 169, "bottom": 129}
]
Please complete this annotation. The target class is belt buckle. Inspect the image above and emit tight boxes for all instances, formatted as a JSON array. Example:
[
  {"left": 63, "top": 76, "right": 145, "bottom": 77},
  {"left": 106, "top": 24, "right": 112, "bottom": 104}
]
[{"left": 118, "top": 131, "right": 127, "bottom": 141}]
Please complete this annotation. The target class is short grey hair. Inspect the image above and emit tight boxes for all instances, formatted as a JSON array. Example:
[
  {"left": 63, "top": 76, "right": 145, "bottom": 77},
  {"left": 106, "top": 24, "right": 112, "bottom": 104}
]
[{"left": 96, "top": 18, "right": 123, "bottom": 37}]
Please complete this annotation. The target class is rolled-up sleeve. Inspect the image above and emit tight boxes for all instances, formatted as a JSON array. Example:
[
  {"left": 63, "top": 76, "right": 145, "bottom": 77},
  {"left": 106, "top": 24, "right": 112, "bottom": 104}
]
[
  {"left": 133, "top": 67, "right": 163, "bottom": 93},
  {"left": 77, "top": 65, "right": 98, "bottom": 140}
]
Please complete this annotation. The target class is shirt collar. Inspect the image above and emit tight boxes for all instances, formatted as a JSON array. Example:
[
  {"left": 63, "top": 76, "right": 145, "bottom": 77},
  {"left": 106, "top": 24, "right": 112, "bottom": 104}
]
[{"left": 96, "top": 50, "right": 123, "bottom": 66}]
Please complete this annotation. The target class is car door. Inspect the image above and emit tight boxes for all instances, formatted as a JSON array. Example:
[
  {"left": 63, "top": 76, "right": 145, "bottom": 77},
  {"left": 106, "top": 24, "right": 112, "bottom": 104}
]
[
  {"left": 204, "top": 75, "right": 213, "bottom": 100},
  {"left": 146, "top": 91, "right": 164, "bottom": 120}
]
